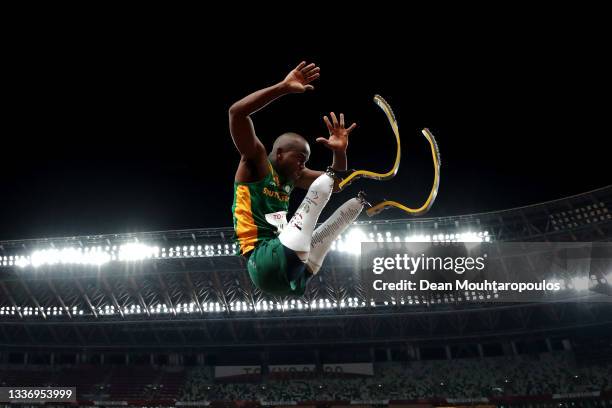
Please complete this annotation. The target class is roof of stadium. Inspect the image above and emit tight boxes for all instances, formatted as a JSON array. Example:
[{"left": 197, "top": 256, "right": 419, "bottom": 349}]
[{"left": 1, "top": 186, "right": 610, "bottom": 350}]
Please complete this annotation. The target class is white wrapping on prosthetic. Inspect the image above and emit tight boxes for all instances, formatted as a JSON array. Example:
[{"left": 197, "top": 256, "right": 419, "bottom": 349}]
[
  {"left": 306, "top": 197, "right": 364, "bottom": 275},
  {"left": 278, "top": 173, "right": 335, "bottom": 255}
]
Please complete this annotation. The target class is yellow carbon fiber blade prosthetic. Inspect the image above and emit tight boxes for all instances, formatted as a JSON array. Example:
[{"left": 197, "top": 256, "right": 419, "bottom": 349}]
[
  {"left": 337, "top": 95, "right": 401, "bottom": 190},
  {"left": 366, "top": 127, "right": 441, "bottom": 217}
]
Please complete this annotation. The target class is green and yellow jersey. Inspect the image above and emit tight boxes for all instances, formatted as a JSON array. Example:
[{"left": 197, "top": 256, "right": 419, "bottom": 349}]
[{"left": 232, "top": 161, "right": 294, "bottom": 256}]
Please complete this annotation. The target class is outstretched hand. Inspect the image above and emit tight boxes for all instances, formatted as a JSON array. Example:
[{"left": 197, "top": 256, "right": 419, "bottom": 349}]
[
  {"left": 282, "top": 61, "right": 320, "bottom": 93},
  {"left": 317, "top": 112, "right": 357, "bottom": 152}
]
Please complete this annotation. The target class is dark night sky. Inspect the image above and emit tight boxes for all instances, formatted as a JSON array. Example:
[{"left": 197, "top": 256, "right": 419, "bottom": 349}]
[{"left": 1, "top": 13, "right": 610, "bottom": 240}]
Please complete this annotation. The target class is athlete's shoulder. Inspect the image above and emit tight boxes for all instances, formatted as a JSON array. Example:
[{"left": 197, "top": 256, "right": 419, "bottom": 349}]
[{"left": 235, "top": 155, "right": 271, "bottom": 184}]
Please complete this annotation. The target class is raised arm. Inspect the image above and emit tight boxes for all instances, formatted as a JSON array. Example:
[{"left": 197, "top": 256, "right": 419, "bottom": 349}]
[{"left": 228, "top": 61, "right": 321, "bottom": 160}]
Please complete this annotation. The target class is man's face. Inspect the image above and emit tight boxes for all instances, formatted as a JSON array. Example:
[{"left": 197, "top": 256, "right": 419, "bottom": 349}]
[{"left": 277, "top": 143, "right": 310, "bottom": 182}]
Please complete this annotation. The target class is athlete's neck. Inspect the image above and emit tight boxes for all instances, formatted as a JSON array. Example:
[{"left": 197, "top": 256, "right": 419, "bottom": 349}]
[{"left": 268, "top": 158, "right": 288, "bottom": 184}]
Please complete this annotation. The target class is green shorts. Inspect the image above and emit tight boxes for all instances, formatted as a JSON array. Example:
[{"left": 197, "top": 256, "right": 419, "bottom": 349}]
[{"left": 246, "top": 238, "right": 311, "bottom": 296}]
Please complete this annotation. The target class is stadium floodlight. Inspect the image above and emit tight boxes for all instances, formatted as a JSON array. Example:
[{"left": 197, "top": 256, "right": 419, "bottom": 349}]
[
  {"left": 118, "top": 243, "right": 156, "bottom": 262},
  {"left": 459, "top": 231, "right": 485, "bottom": 242},
  {"left": 570, "top": 276, "right": 590, "bottom": 292},
  {"left": 342, "top": 227, "right": 368, "bottom": 254},
  {"left": 15, "top": 257, "right": 31, "bottom": 268},
  {"left": 27, "top": 247, "right": 111, "bottom": 268}
]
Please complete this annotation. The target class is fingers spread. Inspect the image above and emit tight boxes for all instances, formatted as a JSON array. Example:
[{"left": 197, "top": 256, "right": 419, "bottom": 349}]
[
  {"left": 323, "top": 116, "right": 334, "bottom": 133},
  {"left": 305, "top": 67, "right": 320, "bottom": 80},
  {"left": 301, "top": 63, "right": 316, "bottom": 74},
  {"left": 330, "top": 112, "right": 339, "bottom": 128},
  {"left": 304, "top": 72, "right": 320, "bottom": 84}
]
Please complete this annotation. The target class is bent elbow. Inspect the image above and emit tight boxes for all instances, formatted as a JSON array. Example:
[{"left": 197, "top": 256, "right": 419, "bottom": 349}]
[{"left": 229, "top": 103, "right": 245, "bottom": 117}]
